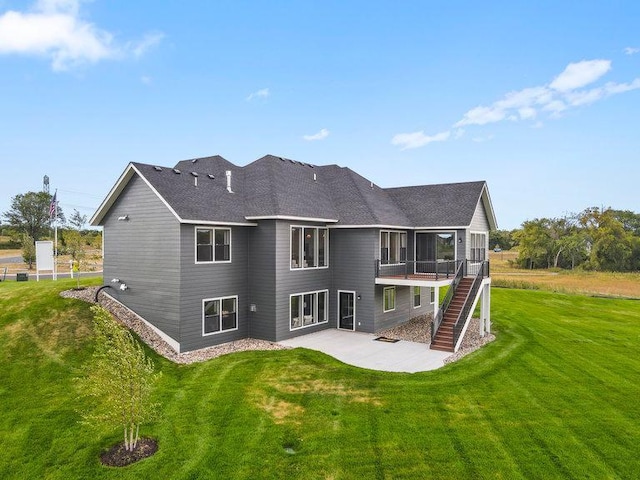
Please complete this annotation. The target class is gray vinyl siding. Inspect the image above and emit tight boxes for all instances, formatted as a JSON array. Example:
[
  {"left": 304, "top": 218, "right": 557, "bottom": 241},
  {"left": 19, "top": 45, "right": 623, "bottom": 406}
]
[
  {"left": 465, "top": 200, "right": 490, "bottom": 260},
  {"left": 102, "top": 175, "right": 181, "bottom": 342},
  {"left": 178, "top": 225, "right": 249, "bottom": 352},
  {"left": 274, "top": 221, "right": 332, "bottom": 341},
  {"left": 331, "top": 229, "right": 378, "bottom": 333},
  {"left": 247, "top": 220, "right": 277, "bottom": 341}
]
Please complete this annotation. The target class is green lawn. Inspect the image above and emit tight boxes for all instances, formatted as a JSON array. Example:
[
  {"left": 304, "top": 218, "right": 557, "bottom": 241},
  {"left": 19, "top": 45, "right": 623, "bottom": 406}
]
[{"left": 1, "top": 279, "right": 639, "bottom": 479}]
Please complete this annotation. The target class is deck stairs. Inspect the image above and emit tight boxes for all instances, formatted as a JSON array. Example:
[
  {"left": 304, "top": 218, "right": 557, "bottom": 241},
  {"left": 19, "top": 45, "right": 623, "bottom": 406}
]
[{"left": 430, "top": 277, "right": 475, "bottom": 352}]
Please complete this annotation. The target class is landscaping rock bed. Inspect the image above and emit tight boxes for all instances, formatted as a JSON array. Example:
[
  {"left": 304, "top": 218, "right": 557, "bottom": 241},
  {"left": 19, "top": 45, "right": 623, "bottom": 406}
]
[
  {"left": 60, "top": 287, "right": 287, "bottom": 364},
  {"left": 376, "top": 313, "right": 495, "bottom": 363}
]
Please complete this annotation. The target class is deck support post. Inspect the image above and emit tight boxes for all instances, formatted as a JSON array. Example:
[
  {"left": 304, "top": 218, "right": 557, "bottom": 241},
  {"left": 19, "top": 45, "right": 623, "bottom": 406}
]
[{"left": 479, "top": 283, "right": 491, "bottom": 336}]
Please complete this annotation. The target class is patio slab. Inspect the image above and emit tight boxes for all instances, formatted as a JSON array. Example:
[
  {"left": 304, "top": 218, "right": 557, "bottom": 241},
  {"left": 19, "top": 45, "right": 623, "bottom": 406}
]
[{"left": 279, "top": 329, "right": 451, "bottom": 373}]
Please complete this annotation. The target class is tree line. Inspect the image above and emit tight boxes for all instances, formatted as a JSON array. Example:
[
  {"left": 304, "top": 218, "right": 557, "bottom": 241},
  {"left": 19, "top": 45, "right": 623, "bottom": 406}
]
[
  {"left": 490, "top": 207, "right": 640, "bottom": 272},
  {"left": 1, "top": 191, "right": 102, "bottom": 269}
]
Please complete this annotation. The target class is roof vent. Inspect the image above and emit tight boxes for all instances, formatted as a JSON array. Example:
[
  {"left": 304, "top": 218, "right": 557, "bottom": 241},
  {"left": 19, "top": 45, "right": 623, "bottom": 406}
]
[
  {"left": 225, "top": 170, "right": 233, "bottom": 193},
  {"left": 313, "top": 173, "right": 317, "bottom": 182},
  {"left": 173, "top": 168, "right": 181, "bottom": 174},
  {"left": 191, "top": 158, "right": 198, "bottom": 163},
  {"left": 191, "top": 172, "right": 198, "bottom": 177},
  {"left": 279, "top": 157, "right": 285, "bottom": 162},
  {"left": 153, "top": 166, "right": 162, "bottom": 172},
  {"left": 207, "top": 174, "right": 215, "bottom": 179}
]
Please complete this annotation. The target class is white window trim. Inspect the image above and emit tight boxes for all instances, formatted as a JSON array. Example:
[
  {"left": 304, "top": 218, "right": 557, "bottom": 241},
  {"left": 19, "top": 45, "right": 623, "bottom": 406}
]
[
  {"left": 289, "top": 289, "right": 329, "bottom": 331},
  {"left": 202, "top": 295, "right": 239, "bottom": 336},
  {"left": 289, "top": 225, "right": 329, "bottom": 270},
  {"left": 195, "top": 226, "right": 232, "bottom": 264},
  {"left": 430, "top": 287, "right": 436, "bottom": 305},
  {"left": 413, "top": 286, "right": 421, "bottom": 309},
  {"left": 470, "top": 230, "right": 488, "bottom": 263},
  {"left": 380, "top": 230, "right": 407, "bottom": 266},
  {"left": 383, "top": 286, "right": 396, "bottom": 313}
]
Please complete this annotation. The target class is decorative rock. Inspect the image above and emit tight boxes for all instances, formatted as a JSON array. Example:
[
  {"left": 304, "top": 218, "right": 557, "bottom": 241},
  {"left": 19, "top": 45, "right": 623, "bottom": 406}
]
[{"left": 60, "top": 287, "right": 288, "bottom": 364}]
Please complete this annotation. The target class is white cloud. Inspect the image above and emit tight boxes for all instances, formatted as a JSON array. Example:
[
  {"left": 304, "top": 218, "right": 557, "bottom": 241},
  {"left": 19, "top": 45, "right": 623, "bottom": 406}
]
[
  {"left": 624, "top": 47, "right": 639, "bottom": 55},
  {"left": 454, "top": 105, "right": 506, "bottom": 127},
  {"left": 549, "top": 59, "right": 610, "bottom": 92},
  {"left": 0, "top": 0, "right": 162, "bottom": 71},
  {"left": 391, "top": 130, "right": 450, "bottom": 150},
  {"left": 393, "top": 58, "right": 638, "bottom": 150},
  {"left": 140, "top": 75, "right": 152, "bottom": 85},
  {"left": 246, "top": 88, "right": 270, "bottom": 101},
  {"left": 130, "top": 32, "right": 164, "bottom": 58},
  {"left": 303, "top": 128, "right": 330, "bottom": 141}
]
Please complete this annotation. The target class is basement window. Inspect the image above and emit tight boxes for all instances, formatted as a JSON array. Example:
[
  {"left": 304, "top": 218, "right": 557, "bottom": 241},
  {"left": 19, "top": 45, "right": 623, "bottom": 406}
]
[{"left": 203, "top": 296, "right": 238, "bottom": 335}]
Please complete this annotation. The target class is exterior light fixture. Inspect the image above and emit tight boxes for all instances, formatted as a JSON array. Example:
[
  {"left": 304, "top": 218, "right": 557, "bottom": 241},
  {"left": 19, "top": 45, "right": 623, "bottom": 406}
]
[
  {"left": 111, "top": 278, "right": 120, "bottom": 283},
  {"left": 458, "top": 237, "right": 463, "bottom": 244},
  {"left": 117, "top": 215, "right": 129, "bottom": 221},
  {"left": 119, "top": 283, "right": 128, "bottom": 291}
]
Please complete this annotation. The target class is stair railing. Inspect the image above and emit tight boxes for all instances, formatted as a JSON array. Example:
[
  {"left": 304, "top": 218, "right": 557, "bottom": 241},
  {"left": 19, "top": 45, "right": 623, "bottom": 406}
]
[
  {"left": 452, "top": 260, "right": 487, "bottom": 349},
  {"left": 431, "top": 260, "right": 464, "bottom": 341}
]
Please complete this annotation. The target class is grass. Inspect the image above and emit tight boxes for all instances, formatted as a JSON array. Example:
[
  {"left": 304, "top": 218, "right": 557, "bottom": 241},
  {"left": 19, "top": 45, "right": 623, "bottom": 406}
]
[
  {"left": 1, "top": 278, "right": 640, "bottom": 478},
  {"left": 490, "top": 250, "right": 640, "bottom": 299}
]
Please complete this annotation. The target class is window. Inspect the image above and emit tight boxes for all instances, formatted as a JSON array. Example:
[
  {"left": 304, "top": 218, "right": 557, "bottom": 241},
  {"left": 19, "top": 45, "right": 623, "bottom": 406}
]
[
  {"left": 196, "top": 227, "right": 231, "bottom": 263},
  {"left": 291, "top": 226, "right": 329, "bottom": 269},
  {"left": 380, "top": 231, "right": 407, "bottom": 265},
  {"left": 471, "top": 233, "right": 487, "bottom": 262},
  {"left": 383, "top": 286, "right": 396, "bottom": 312},
  {"left": 203, "top": 296, "right": 238, "bottom": 335},
  {"left": 413, "top": 286, "right": 421, "bottom": 308},
  {"left": 290, "top": 290, "right": 328, "bottom": 330}
]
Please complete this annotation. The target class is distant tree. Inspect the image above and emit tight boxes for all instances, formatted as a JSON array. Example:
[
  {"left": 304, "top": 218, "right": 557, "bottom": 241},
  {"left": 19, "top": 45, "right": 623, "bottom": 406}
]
[
  {"left": 63, "top": 229, "right": 86, "bottom": 264},
  {"left": 69, "top": 209, "right": 88, "bottom": 231},
  {"left": 580, "top": 207, "right": 633, "bottom": 271},
  {"left": 514, "top": 219, "right": 554, "bottom": 268},
  {"left": 2, "top": 191, "right": 65, "bottom": 241},
  {"left": 77, "top": 306, "right": 160, "bottom": 453},
  {"left": 489, "top": 229, "right": 515, "bottom": 250},
  {"left": 21, "top": 233, "right": 36, "bottom": 269},
  {"left": 610, "top": 209, "right": 640, "bottom": 236}
]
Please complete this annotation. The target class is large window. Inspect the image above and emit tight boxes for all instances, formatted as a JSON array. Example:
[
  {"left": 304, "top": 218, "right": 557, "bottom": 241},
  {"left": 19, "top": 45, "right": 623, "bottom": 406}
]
[
  {"left": 471, "top": 233, "right": 487, "bottom": 262},
  {"left": 196, "top": 227, "right": 231, "bottom": 263},
  {"left": 380, "top": 231, "right": 407, "bottom": 265},
  {"left": 291, "top": 226, "right": 328, "bottom": 269},
  {"left": 290, "top": 290, "right": 328, "bottom": 329},
  {"left": 383, "top": 286, "right": 396, "bottom": 312},
  {"left": 203, "top": 296, "right": 238, "bottom": 335}
]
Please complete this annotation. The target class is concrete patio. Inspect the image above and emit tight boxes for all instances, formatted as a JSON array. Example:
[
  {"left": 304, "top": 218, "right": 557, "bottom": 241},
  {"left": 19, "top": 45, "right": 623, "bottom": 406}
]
[{"left": 279, "top": 329, "right": 452, "bottom": 373}]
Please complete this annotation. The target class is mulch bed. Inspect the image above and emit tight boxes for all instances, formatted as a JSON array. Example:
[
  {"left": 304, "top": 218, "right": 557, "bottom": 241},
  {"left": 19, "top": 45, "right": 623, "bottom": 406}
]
[{"left": 100, "top": 437, "right": 158, "bottom": 467}]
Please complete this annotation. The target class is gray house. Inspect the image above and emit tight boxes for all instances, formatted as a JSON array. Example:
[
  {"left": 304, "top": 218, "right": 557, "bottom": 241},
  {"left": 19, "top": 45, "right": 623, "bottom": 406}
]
[{"left": 90, "top": 155, "right": 497, "bottom": 353}]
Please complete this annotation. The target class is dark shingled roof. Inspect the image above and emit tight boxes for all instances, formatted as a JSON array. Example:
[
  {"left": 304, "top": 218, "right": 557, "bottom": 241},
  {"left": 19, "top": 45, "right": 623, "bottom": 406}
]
[
  {"left": 93, "top": 155, "right": 494, "bottom": 228},
  {"left": 385, "top": 181, "right": 487, "bottom": 227}
]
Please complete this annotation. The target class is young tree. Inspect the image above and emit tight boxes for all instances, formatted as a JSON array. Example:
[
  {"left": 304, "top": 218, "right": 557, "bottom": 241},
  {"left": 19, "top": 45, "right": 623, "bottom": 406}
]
[
  {"left": 77, "top": 306, "right": 160, "bottom": 452},
  {"left": 21, "top": 233, "right": 36, "bottom": 269},
  {"left": 69, "top": 209, "right": 88, "bottom": 231},
  {"left": 2, "top": 191, "right": 64, "bottom": 241}
]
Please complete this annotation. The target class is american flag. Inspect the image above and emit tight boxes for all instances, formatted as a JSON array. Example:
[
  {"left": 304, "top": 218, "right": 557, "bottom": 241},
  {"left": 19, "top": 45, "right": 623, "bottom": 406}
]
[{"left": 49, "top": 191, "right": 57, "bottom": 219}]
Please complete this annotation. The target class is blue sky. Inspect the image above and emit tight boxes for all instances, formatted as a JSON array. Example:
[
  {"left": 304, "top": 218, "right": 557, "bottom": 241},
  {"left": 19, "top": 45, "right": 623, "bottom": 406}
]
[{"left": 0, "top": 0, "right": 638, "bottom": 229}]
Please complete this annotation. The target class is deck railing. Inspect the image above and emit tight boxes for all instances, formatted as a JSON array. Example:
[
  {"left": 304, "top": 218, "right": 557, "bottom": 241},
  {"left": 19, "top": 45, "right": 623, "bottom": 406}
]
[
  {"left": 431, "top": 261, "right": 465, "bottom": 341},
  {"left": 375, "top": 259, "right": 461, "bottom": 280},
  {"left": 452, "top": 260, "right": 488, "bottom": 349}
]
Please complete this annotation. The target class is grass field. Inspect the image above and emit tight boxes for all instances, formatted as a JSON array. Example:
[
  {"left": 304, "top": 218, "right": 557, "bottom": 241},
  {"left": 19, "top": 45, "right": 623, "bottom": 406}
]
[
  {"left": 1, "top": 278, "right": 639, "bottom": 478},
  {"left": 490, "top": 250, "right": 640, "bottom": 299}
]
